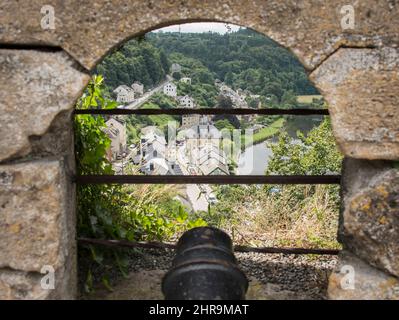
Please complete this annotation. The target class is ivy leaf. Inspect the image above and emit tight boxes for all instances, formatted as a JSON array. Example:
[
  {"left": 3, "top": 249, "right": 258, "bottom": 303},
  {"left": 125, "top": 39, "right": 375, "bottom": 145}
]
[{"left": 101, "top": 275, "right": 114, "bottom": 292}]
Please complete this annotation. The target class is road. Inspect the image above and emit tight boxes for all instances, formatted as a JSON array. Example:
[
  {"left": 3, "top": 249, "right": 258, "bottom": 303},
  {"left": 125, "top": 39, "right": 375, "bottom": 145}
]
[
  {"left": 175, "top": 145, "right": 216, "bottom": 211},
  {"left": 186, "top": 184, "right": 209, "bottom": 212},
  {"left": 123, "top": 75, "right": 172, "bottom": 110}
]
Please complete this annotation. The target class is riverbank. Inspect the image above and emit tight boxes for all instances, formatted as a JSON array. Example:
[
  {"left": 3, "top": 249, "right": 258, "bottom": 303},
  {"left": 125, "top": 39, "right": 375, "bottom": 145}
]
[{"left": 242, "top": 117, "right": 285, "bottom": 148}]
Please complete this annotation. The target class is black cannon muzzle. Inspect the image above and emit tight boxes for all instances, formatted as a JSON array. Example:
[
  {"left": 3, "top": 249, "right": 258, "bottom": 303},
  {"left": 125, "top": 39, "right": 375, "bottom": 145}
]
[{"left": 162, "top": 227, "right": 248, "bottom": 300}]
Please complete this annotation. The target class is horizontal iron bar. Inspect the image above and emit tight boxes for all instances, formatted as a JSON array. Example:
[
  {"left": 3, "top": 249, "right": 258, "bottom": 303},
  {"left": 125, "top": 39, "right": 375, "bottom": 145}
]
[
  {"left": 78, "top": 238, "right": 176, "bottom": 250},
  {"left": 74, "top": 108, "right": 329, "bottom": 116},
  {"left": 75, "top": 174, "right": 341, "bottom": 185},
  {"left": 233, "top": 245, "right": 340, "bottom": 255},
  {"left": 77, "top": 237, "right": 340, "bottom": 255}
]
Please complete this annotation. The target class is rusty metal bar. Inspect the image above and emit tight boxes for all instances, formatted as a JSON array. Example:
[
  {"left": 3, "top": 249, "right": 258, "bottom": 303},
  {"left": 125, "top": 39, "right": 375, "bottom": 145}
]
[
  {"left": 74, "top": 174, "right": 341, "bottom": 185},
  {"left": 77, "top": 237, "right": 340, "bottom": 255},
  {"left": 74, "top": 108, "right": 329, "bottom": 116},
  {"left": 234, "top": 245, "right": 340, "bottom": 255},
  {"left": 78, "top": 237, "right": 176, "bottom": 250}
]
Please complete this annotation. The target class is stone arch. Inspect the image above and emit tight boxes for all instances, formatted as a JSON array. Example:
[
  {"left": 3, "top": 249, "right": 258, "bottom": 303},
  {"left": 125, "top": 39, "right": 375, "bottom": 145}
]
[{"left": 0, "top": 0, "right": 398, "bottom": 299}]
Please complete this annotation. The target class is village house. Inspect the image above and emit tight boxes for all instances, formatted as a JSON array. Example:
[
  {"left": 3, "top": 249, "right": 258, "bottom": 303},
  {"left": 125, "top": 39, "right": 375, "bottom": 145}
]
[
  {"left": 131, "top": 81, "right": 144, "bottom": 96},
  {"left": 184, "top": 124, "right": 222, "bottom": 153},
  {"left": 181, "top": 114, "right": 200, "bottom": 129},
  {"left": 163, "top": 82, "right": 177, "bottom": 97},
  {"left": 137, "top": 126, "right": 183, "bottom": 175},
  {"left": 104, "top": 118, "right": 127, "bottom": 161},
  {"left": 181, "top": 114, "right": 208, "bottom": 129},
  {"left": 140, "top": 127, "right": 167, "bottom": 161},
  {"left": 113, "top": 85, "right": 135, "bottom": 104},
  {"left": 197, "top": 144, "right": 226, "bottom": 164},
  {"left": 166, "top": 143, "right": 178, "bottom": 162},
  {"left": 138, "top": 126, "right": 166, "bottom": 163},
  {"left": 141, "top": 158, "right": 183, "bottom": 175},
  {"left": 177, "top": 95, "right": 195, "bottom": 108},
  {"left": 219, "top": 84, "right": 247, "bottom": 108},
  {"left": 180, "top": 77, "right": 191, "bottom": 85},
  {"left": 141, "top": 158, "right": 169, "bottom": 175},
  {"left": 142, "top": 140, "right": 166, "bottom": 161},
  {"left": 188, "top": 143, "right": 229, "bottom": 175},
  {"left": 198, "top": 156, "right": 229, "bottom": 175},
  {"left": 141, "top": 126, "right": 167, "bottom": 144}
]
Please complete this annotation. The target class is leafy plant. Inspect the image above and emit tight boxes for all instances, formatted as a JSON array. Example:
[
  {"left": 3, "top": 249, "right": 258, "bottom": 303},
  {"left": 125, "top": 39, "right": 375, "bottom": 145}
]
[
  {"left": 75, "top": 75, "right": 206, "bottom": 292},
  {"left": 205, "top": 118, "right": 343, "bottom": 248}
]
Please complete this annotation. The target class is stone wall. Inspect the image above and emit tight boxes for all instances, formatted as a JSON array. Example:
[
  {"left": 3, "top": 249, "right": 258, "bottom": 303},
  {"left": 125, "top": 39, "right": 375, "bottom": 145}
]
[
  {"left": 0, "top": 49, "right": 89, "bottom": 299},
  {"left": 0, "top": 0, "right": 398, "bottom": 299}
]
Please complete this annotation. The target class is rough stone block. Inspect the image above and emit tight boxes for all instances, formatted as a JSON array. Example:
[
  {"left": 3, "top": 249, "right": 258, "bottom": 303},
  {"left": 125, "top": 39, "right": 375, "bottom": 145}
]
[
  {"left": 0, "top": 265, "right": 76, "bottom": 300},
  {"left": 0, "top": 160, "right": 76, "bottom": 275},
  {"left": 328, "top": 251, "right": 399, "bottom": 300},
  {"left": 339, "top": 158, "right": 399, "bottom": 277},
  {"left": 0, "top": 49, "right": 89, "bottom": 162},
  {"left": 311, "top": 47, "right": 399, "bottom": 160},
  {"left": 0, "top": 269, "right": 50, "bottom": 300},
  {"left": 0, "top": 1, "right": 398, "bottom": 70}
]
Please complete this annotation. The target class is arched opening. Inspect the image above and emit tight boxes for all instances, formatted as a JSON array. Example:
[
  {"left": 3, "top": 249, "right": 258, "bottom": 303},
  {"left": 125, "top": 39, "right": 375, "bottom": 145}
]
[
  {"left": 2, "top": 1, "right": 398, "bottom": 302},
  {"left": 74, "top": 21, "right": 342, "bottom": 300}
]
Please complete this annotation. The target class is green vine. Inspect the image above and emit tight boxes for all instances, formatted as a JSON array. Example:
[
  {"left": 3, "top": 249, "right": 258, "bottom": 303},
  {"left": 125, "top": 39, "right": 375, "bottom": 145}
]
[{"left": 75, "top": 75, "right": 205, "bottom": 293}]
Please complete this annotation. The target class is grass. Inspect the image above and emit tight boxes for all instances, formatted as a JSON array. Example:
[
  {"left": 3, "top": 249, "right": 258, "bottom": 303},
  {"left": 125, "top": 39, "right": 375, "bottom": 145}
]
[
  {"left": 213, "top": 185, "right": 341, "bottom": 250},
  {"left": 296, "top": 95, "right": 323, "bottom": 104},
  {"left": 139, "top": 102, "right": 177, "bottom": 131},
  {"left": 242, "top": 117, "right": 285, "bottom": 147}
]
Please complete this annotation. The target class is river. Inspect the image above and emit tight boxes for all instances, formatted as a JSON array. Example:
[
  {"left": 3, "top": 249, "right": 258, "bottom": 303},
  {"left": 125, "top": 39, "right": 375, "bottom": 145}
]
[{"left": 237, "top": 116, "right": 324, "bottom": 175}]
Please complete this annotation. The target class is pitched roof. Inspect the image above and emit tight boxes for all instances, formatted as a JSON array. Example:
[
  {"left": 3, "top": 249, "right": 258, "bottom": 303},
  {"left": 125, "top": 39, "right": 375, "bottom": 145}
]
[
  {"left": 185, "top": 124, "right": 221, "bottom": 139},
  {"left": 113, "top": 85, "right": 133, "bottom": 93},
  {"left": 199, "top": 158, "right": 229, "bottom": 175}
]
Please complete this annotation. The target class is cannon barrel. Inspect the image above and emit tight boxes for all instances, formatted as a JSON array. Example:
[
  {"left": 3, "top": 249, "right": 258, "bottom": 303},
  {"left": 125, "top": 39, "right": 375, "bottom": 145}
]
[{"left": 162, "top": 227, "right": 248, "bottom": 300}]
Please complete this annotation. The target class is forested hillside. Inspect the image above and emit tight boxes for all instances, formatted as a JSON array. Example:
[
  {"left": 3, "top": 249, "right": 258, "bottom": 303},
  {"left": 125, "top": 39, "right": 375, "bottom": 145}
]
[
  {"left": 95, "top": 28, "right": 318, "bottom": 104},
  {"left": 147, "top": 28, "right": 318, "bottom": 100},
  {"left": 95, "top": 39, "right": 170, "bottom": 95}
]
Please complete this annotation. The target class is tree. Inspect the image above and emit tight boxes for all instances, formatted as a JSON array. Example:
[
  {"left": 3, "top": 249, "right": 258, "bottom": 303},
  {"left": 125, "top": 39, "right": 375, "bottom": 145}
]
[
  {"left": 172, "top": 71, "right": 182, "bottom": 80},
  {"left": 146, "top": 28, "right": 319, "bottom": 103},
  {"left": 224, "top": 72, "right": 234, "bottom": 86},
  {"left": 95, "top": 38, "right": 169, "bottom": 91},
  {"left": 214, "top": 119, "right": 235, "bottom": 131},
  {"left": 280, "top": 90, "right": 297, "bottom": 108},
  {"left": 159, "top": 49, "right": 171, "bottom": 74},
  {"left": 266, "top": 118, "right": 342, "bottom": 175}
]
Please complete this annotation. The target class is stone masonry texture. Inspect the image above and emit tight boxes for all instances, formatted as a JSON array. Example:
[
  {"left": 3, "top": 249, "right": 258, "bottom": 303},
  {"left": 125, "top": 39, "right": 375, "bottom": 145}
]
[
  {"left": 339, "top": 158, "right": 399, "bottom": 278},
  {"left": 0, "top": 49, "right": 89, "bottom": 163},
  {"left": 0, "top": 160, "right": 76, "bottom": 299},
  {"left": 328, "top": 251, "right": 399, "bottom": 300}
]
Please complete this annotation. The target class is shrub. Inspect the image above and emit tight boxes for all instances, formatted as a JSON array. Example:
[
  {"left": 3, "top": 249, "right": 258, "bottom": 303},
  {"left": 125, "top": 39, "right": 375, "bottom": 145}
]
[{"left": 75, "top": 75, "right": 206, "bottom": 292}]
